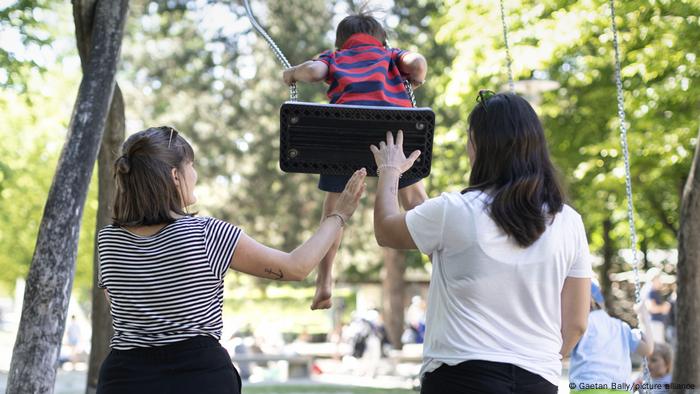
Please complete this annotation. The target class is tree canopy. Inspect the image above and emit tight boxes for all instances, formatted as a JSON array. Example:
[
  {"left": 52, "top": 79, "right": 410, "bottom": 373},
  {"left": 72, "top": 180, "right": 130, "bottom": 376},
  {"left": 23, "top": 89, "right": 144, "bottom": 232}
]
[{"left": 1, "top": 0, "right": 697, "bottom": 301}]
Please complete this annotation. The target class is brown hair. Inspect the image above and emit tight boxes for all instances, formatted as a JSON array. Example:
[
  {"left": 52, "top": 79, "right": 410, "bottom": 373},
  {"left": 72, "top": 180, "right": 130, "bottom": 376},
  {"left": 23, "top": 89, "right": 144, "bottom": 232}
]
[
  {"left": 113, "top": 126, "right": 195, "bottom": 227},
  {"left": 652, "top": 342, "right": 673, "bottom": 373},
  {"left": 464, "top": 93, "right": 564, "bottom": 248},
  {"left": 335, "top": 12, "right": 387, "bottom": 49}
]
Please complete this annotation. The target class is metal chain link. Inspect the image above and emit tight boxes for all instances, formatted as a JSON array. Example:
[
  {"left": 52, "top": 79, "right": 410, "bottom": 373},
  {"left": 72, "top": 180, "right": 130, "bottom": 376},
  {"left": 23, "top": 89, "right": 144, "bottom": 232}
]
[
  {"left": 499, "top": 0, "right": 515, "bottom": 93},
  {"left": 608, "top": 0, "right": 651, "bottom": 390},
  {"left": 243, "top": 0, "right": 297, "bottom": 101},
  {"left": 403, "top": 80, "right": 417, "bottom": 107}
]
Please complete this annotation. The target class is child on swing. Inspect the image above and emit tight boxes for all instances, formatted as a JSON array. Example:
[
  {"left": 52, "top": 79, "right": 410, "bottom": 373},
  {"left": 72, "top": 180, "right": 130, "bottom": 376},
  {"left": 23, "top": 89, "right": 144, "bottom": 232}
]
[
  {"left": 568, "top": 281, "right": 654, "bottom": 393},
  {"left": 283, "top": 12, "right": 428, "bottom": 310}
]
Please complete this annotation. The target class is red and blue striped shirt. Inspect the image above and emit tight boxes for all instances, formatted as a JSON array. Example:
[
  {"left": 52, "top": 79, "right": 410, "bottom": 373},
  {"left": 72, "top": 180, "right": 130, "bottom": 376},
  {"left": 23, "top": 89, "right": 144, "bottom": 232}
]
[{"left": 316, "top": 33, "right": 412, "bottom": 108}]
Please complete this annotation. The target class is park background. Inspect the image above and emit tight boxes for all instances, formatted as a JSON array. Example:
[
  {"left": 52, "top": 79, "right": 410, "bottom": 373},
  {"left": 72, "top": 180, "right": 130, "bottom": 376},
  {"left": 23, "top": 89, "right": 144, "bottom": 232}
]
[{"left": 0, "top": 0, "right": 698, "bottom": 393}]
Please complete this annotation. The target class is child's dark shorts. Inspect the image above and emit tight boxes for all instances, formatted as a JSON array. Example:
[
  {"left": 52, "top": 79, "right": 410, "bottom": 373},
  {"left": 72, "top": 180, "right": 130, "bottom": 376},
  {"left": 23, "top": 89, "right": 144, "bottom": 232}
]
[{"left": 319, "top": 174, "right": 422, "bottom": 193}]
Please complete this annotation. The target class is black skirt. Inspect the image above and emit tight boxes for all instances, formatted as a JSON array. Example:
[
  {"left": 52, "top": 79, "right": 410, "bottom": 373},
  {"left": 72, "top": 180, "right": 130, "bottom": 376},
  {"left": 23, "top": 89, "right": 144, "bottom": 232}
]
[
  {"left": 420, "top": 360, "right": 558, "bottom": 394},
  {"left": 97, "top": 336, "right": 241, "bottom": 394}
]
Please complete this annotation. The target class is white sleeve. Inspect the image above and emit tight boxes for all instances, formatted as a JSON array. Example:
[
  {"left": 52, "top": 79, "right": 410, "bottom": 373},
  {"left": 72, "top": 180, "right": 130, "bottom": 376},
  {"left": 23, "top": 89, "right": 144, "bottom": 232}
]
[
  {"left": 405, "top": 194, "right": 448, "bottom": 255},
  {"left": 568, "top": 214, "right": 593, "bottom": 278}
]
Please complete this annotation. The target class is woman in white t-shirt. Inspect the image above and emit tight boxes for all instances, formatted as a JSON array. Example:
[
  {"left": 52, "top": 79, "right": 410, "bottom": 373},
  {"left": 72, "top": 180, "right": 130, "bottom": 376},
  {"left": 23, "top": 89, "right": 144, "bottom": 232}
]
[{"left": 369, "top": 91, "right": 592, "bottom": 393}]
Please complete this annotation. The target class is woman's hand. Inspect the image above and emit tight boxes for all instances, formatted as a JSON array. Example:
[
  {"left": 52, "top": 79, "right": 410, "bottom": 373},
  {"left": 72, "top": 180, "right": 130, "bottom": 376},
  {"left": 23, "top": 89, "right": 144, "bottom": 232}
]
[
  {"left": 370, "top": 130, "right": 421, "bottom": 174},
  {"left": 330, "top": 168, "right": 367, "bottom": 222}
]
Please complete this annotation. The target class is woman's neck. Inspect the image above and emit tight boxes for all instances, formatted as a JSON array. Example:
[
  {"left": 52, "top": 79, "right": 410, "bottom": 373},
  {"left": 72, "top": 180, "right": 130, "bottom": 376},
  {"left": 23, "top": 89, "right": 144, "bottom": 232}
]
[
  {"left": 124, "top": 212, "right": 186, "bottom": 236},
  {"left": 123, "top": 223, "right": 168, "bottom": 237}
]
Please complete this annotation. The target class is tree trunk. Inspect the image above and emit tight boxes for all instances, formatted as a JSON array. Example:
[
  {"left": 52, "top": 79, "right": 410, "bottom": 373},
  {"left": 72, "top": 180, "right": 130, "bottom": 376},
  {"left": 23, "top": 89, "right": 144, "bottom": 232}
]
[
  {"left": 6, "top": 1, "right": 129, "bottom": 392},
  {"left": 85, "top": 86, "right": 123, "bottom": 393},
  {"left": 600, "top": 218, "right": 614, "bottom": 302},
  {"left": 382, "top": 247, "right": 406, "bottom": 350},
  {"left": 672, "top": 128, "right": 700, "bottom": 392},
  {"left": 640, "top": 236, "right": 649, "bottom": 270},
  {"left": 71, "top": 1, "right": 125, "bottom": 392}
]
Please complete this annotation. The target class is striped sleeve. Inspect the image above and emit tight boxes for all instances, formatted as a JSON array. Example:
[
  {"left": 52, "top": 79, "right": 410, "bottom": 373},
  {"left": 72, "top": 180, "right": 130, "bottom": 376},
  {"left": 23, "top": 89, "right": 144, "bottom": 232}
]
[
  {"left": 390, "top": 47, "right": 407, "bottom": 61},
  {"left": 97, "top": 229, "right": 107, "bottom": 289},
  {"left": 203, "top": 217, "right": 242, "bottom": 280},
  {"left": 315, "top": 50, "right": 335, "bottom": 85},
  {"left": 391, "top": 48, "right": 409, "bottom": 77},
  {"left": 315, "top": 49, "right": 333, "bottom": 66}
]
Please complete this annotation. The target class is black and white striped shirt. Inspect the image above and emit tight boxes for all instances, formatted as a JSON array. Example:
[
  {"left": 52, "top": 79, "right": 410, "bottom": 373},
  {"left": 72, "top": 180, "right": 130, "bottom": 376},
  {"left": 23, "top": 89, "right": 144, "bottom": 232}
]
[{"left": 98, "top": 216, "right": 242, "bottom": 350}]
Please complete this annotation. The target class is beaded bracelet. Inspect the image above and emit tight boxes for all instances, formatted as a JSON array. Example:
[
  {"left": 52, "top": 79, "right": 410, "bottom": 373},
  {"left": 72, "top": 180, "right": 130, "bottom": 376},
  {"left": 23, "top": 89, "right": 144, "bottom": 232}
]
[
  {"left": 325, "top": 213, "right": 346, "bottom": 227},
  {"left": 377, "top": 164, "right": 403, "bottom": 178}
]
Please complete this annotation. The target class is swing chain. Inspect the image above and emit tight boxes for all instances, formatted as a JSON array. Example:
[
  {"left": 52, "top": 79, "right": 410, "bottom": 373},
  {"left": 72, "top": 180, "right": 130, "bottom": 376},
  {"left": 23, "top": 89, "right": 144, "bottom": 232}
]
[
  {"left": 499, "top": 0, "right": 515, "bottom": 93},
  {"left": 609, "top": 0, "right": 651, "bottom": 390},
  {"left": 243, "top": 0, "right": 298, "bottom": 101},
  {"left": 404, "top": 80, "right": 417, "bottom": 108}
]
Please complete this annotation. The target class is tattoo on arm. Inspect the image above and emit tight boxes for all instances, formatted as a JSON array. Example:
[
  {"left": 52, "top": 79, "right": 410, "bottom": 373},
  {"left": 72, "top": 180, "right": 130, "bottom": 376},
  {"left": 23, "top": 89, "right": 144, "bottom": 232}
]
[{"left": 265, "top": 268, "right": 284, "bottom": 280}]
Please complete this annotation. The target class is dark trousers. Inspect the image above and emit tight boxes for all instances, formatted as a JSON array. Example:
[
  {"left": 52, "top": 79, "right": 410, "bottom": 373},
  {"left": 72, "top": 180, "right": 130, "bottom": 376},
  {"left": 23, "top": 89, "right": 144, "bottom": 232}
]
[
  {"left": 97, "top": 336, "right": 241, "bottom": 394},
  {"left": 421, "top": 360, "right": 558, "bottom": 394}
]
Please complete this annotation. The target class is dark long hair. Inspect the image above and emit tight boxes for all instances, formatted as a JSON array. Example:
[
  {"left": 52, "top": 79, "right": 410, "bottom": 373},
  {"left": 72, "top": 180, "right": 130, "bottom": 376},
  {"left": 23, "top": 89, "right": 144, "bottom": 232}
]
[
  {"left": 113, "top": 126, "right": 195, "bottom": 227},
  {"left": 463, "top": 92, "right": 564, "bottom": 247},
  {"left": 335, "top": 12, "right": 387, "bottom": 49}
]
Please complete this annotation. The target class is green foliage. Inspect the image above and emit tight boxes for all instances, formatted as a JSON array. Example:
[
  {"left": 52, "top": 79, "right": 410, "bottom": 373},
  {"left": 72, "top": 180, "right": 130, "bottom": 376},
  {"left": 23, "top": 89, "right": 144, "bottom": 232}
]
[
  {"left": 0, "top": 0, "right": 56, "bottom": 89},
  {"left": 3, "top": 0, "right": 697, "bottom": 299},
  {"left": 0, "top": 63, "right": 97, "bottom": 298},
  {"left": 432, "top": 0, "right": 698, "bottom": 275},
  {"left": 0, "top": 3, "right": 97, "bottom": 298}
]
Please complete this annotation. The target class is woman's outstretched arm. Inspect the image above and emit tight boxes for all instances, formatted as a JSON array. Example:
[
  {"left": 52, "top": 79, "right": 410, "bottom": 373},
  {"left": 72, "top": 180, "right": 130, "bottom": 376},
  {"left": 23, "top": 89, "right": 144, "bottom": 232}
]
[
  {"left": 370, "top": 131, "right": 422, "bottom": 249},
  {"left": 229, "top": 169, "right": 366, "bottom": 281}
]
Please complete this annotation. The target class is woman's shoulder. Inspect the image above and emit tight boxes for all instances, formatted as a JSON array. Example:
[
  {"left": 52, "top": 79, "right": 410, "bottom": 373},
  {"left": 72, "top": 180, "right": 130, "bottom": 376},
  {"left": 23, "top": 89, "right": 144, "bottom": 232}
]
[
  {"left": 561, "top": 203, "right": 582, "bottom": 217},
  {"left": 195, "top": 216, "right": 242, "bottom": 233},
  {"left": 555, "top": 204, "right": 584, "bottom": 225},
  {"left": 415, "top": 190, "right": 490, "bottom": 217},
  {"left": 453, "top": 189, "right": 491, "bottom": 207}
]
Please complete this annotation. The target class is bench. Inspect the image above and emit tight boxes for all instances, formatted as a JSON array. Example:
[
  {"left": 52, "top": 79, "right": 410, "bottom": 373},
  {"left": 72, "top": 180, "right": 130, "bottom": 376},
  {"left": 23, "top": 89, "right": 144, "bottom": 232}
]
[{"left": 231, "top": 354, "right": 313, "bottom": 379}]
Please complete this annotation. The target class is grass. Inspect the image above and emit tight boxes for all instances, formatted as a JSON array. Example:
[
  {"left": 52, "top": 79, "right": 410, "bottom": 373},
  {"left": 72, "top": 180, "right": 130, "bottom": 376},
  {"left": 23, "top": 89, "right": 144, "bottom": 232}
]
[{"left": 243, "top": 385, "right": 414, "bottom": 394}]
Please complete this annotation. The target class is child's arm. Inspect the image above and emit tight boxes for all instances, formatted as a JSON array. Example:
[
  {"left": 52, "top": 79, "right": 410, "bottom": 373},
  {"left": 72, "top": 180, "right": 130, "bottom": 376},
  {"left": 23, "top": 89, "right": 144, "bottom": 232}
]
[
  {"left": 633, "top": 302, "right": 654, "bottom": 356},
  {"left": 283, "top": 61, "right": 329, "bottom": 85},
  {"left": 397, "top": 52, "right": 428, "bottom": 89},
  {"left": 560, "top": 277, "right": 590, "bottom": 357}
]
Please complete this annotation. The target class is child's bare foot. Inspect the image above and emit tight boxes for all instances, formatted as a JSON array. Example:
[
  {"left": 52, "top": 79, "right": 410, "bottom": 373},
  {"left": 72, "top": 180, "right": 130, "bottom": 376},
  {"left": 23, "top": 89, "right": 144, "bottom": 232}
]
[{"left": 310, "top": 287, "right": 332, "bottom": 310}]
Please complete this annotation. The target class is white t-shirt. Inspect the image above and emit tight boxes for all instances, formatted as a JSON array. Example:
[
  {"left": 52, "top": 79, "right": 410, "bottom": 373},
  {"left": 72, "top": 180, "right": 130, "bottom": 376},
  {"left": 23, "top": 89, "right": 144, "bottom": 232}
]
[{"left": 405, "top": 190, "right": 593, "bottom": 385}]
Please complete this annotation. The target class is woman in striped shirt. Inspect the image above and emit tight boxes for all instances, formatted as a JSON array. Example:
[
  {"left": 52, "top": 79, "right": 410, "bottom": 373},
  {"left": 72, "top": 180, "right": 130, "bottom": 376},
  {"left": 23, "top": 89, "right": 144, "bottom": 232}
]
[{"left": 96, "top": 126, "right": 366, "bottom": 394}]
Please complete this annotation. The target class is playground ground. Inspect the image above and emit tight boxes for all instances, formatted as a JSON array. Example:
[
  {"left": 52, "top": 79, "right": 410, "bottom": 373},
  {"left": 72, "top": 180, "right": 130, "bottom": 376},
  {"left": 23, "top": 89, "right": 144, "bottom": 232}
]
[
  {"left": 0, "top": 372, "right": 415, "bottom": 394},
  {"left": 0, "top": 368, "right": 577, "bottom": 394}
]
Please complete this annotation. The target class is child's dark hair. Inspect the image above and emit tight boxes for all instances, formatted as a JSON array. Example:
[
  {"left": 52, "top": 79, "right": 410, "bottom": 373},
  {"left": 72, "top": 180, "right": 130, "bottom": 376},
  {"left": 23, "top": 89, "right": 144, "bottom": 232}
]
[
  {"left": 335, "top": 12, "right": 387, "bottom": 49},
  {"left": 113, "top": 126, "right": 195, "bottom": 227}
]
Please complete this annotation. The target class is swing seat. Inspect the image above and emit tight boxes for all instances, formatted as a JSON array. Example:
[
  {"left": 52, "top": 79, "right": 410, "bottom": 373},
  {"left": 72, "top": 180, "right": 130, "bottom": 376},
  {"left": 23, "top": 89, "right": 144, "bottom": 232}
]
[{"left": 279, "top": 102, "right": 435, "bottom": 178}]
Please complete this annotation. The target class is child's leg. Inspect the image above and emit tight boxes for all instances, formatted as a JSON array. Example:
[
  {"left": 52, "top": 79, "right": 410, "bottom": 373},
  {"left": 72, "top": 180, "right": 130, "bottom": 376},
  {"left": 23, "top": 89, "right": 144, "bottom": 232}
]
[
  {"left": 311, "top": 191, "right": 343, "bottom": 310},
  {"left": 398, "top": 180, "right": 428, "bottom": 211}
]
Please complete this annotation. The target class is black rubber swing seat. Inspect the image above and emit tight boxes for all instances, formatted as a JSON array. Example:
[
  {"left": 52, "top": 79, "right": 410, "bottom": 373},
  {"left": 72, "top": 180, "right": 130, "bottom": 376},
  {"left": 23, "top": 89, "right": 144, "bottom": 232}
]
[{"left": 279, "top": 102, "right": 435, "bottom": 178}]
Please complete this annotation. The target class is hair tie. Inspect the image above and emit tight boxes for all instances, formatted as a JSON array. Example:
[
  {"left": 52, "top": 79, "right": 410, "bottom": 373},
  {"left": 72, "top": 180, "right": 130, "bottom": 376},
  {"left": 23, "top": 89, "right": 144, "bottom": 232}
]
[{"left": 116, "top": 155, "right": 131, "bottom": 174}]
